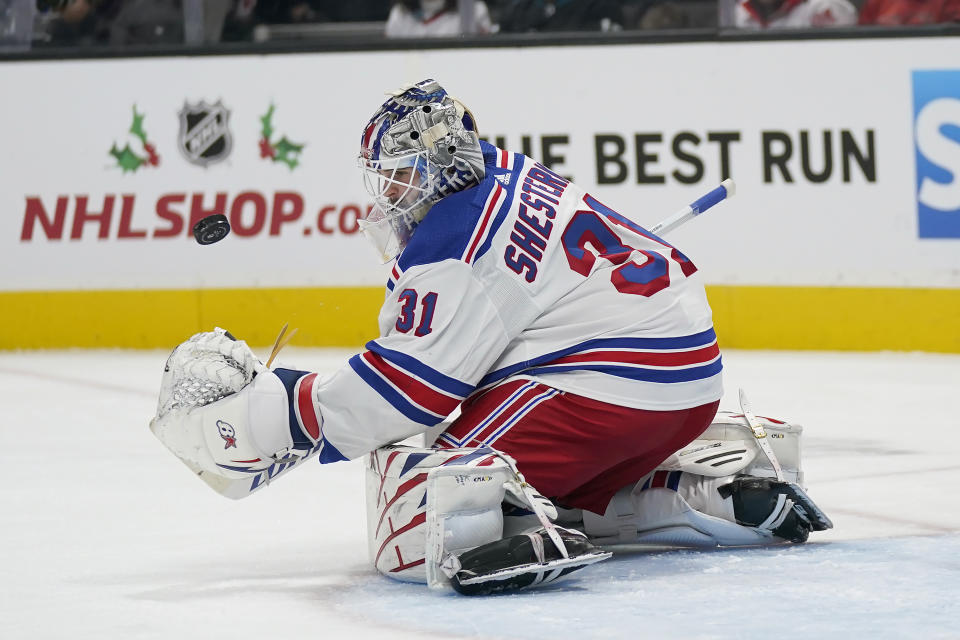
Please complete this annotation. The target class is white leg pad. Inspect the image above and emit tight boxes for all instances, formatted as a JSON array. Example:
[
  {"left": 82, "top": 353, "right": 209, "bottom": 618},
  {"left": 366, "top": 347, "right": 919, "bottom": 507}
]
[
  {"left": 659, "top": 411, "right": 805, "bottom": 485},
  {"left": 365, "top": 446, "right": 516, "bottom": 586},
  {"left": 578, "top": 410, "right": 810, "bottom": 549},
  {"left": 582, "top": 479, "right": 776, "bottom": 548}
]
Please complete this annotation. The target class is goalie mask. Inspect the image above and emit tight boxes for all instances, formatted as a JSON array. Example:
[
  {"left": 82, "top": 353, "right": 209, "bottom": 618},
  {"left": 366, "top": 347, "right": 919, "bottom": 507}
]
[{"left": 358, "top": 79, "right": 485, "bottom": 262}]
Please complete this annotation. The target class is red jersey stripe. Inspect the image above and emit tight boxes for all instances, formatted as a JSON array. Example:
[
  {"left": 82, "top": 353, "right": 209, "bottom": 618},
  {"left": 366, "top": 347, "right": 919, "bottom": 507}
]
[
  {"left": 651, "top": 470, "right": 669, "bottom": 489},
  {"left": 464, "top": 384, "right": 550, "bottom": 445},
  {"left": 296, "top": 373, "right": 321, "bottom": 440},
  {"left": 464, "top": 182, "right": 504, "bottom": 263},
  {"left": 546, "top": 343, "right": 720, "bottom": 368},
  {"left": 362, "top": 351, "right": 462, "bottom": 416}
]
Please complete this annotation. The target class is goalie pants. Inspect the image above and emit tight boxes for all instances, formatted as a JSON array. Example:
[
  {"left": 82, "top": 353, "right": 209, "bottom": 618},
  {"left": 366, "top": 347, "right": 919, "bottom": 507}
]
[{"left": 433, "top": 378, "right": 720, "bottom": 515}]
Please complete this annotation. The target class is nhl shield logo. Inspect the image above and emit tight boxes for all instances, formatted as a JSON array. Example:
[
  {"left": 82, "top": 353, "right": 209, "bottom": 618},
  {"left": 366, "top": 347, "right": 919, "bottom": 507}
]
[{"left": 178, "top": 100, "right": 232, "bottom": 167}]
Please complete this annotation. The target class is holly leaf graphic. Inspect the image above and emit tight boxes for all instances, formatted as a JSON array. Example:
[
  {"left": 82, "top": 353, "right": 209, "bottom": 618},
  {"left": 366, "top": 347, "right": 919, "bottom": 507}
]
[
  {"left": 273, "top": 136, "right": 304, "bottom": 169},
  {"left": 110, "top": 143, "right": 145, "bottom": 173},
  {"left": 260, "top": 105, "right": 275, "bottom": 142},
  {"left": 129, "top": 106, "right": 148, "bottom": 143}
]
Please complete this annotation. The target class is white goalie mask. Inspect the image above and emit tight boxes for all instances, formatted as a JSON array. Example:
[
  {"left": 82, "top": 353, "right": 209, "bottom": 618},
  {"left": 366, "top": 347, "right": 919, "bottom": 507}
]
[{"left": 358, "top": 79, "right": 485, "bottom": 262}]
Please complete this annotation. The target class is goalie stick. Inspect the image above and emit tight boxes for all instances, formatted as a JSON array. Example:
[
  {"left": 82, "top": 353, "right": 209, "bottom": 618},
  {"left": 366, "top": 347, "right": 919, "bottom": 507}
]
[{"left": 649, "top": 179, "right": 736, "bottom": 237}]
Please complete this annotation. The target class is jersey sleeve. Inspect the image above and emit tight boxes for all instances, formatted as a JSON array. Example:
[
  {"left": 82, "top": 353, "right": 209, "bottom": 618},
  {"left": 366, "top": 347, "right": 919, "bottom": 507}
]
[{"left": 312, "top": 259, "right": 537, "bottom": 460}]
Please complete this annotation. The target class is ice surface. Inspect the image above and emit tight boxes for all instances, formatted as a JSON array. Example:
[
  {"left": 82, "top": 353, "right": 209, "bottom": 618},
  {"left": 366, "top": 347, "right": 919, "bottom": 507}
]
[{"left": 2, "top": 348, "right": 958, "bottom": 639}]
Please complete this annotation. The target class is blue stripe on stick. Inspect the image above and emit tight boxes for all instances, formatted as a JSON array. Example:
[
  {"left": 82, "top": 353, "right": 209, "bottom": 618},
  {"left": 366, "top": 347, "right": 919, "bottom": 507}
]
[{"left": 689, "top": 184, "right": 728, "bottom": 214}]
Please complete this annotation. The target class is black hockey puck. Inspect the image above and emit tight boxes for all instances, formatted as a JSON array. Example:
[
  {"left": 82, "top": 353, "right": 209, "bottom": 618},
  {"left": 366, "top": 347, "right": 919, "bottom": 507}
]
[{"left": 193, "top": 214, "right": 231, "bottom": 245}]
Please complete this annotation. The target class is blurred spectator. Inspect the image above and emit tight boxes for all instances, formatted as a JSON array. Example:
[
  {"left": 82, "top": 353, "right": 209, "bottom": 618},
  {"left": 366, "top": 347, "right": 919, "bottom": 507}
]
[
  {"left": 335, "top": 0, "right": 390, "bottom": 21},
  {"left": 498, "top": 0, "right": 624, "bottom": 32},
  {"left": 1, "top": 0, "right": 35, "bottom": 49},
  {"left": 252, "top": 0, "right": 333, "bottom": 24},
  {"left": 222, "top": 0, "right": 390, "bottom": 40},
  {"left": 109, "top": 0, "right": 182, "bottom": 45},
  {"left": 638, "top": 1, "right": 691, "bottom": 27},
  {"left": 197, "top": 0, "right": 233, "bottom": 42},
  {"left": 34, "top": 0, "right": 121, "bottom": 46},
  {"left": 35, "top": 0, "right": 225, "bottom": 47},
  {"left": 858, "top": 0, "right": 960, "bottom": 24},
  {"left": 385, "top": 0, "right": 493, "bottom": 37},
  {"left": 731, "top": 0, "right": 858, "bottom": 27},
  {"left": 221, "top": 0, "right": 258, "bottom": 40},
  {"left": 620, "top": 0, "right": 718, "bottom": 29}
]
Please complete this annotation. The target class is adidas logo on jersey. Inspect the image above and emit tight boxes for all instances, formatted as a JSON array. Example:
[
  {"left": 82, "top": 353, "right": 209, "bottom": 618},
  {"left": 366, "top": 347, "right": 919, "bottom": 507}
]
[{"left": 495, "top": 173, "right": 512, "bottom": 186}]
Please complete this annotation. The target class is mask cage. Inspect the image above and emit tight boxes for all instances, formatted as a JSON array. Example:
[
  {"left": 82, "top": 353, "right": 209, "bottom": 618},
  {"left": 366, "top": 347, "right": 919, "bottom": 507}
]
[{"left": 358, "top": 150, "right": 439, "bottom": 262}]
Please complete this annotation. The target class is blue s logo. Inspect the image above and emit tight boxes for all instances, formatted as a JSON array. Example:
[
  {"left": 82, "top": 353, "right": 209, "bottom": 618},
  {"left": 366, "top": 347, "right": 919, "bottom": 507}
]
[{"left": 913, "top": 70, "right": 960, "bottom": 238}]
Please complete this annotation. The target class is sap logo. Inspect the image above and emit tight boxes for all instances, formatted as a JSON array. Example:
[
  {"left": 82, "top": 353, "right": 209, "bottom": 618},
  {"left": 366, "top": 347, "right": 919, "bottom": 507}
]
[{"left": 913, "top": 70, "right": 960, "bottom": 238}]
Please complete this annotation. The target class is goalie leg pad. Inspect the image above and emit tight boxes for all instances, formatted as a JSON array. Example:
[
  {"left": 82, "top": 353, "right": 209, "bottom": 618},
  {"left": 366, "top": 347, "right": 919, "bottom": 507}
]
[
  {"left": 582, "top": 480, "right": 777, "bottom": 548},
  {"left": 657, "top": 411, "right": 805, "bottom": 483},
  {"left": 581, "top": 470, "right": 833, "bottom": 547},
  {"left": 365, "top": 445, "right": 608, "bottom": 592},
  {"left": 366, "top": 446, "right": 516, "bottom": 584}
]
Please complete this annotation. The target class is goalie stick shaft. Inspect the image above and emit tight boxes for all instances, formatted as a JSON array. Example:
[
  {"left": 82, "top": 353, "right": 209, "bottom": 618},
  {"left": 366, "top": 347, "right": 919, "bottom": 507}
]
[{"left": 649, "top": 178, "right": 736, "bottom": 237}]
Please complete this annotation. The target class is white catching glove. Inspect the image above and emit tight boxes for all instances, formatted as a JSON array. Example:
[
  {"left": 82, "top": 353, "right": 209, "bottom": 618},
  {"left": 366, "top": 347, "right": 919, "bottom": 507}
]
[
  {"left": 154, "top": 327, "right": 266, "bottom": 419},
  {"left": 150, "top": 328, "right": 293, "bottom": 481}
]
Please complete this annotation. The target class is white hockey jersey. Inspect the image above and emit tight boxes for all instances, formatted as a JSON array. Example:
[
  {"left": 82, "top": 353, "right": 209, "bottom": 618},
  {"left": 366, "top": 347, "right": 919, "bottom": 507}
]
[{"left": 311, "top": 142, "right": 722, "bottom": 461}]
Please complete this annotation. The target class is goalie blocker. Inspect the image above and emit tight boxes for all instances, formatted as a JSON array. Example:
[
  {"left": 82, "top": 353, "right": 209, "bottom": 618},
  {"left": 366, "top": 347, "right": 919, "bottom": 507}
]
[{"left": 366, "top": 412, "right": 832, "bottom": 594}]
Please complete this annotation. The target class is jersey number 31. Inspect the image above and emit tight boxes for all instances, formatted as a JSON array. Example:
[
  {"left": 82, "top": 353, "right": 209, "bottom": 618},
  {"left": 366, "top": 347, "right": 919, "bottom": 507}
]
[{"left": 562, "top": 194, "right": 697, "bottom": 297}]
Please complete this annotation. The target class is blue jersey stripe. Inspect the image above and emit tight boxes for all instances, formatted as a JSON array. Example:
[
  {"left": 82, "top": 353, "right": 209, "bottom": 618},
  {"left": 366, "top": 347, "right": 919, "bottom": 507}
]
[
  {"left": 317, "top": 440, "right": 347, "bottom": 464},
  {"left": 348, "top": 355, "right": 443, "bottom": 427},
  {"left": 273, "top": 367, "right": 316, "bottom": 449},
  {"left": 365, "top": 341, "right": 475, "bottom": 397},
  {"left": 668, "top": 470, "right": 682, "bottom": 491},
  {"left": 483, "top": 388, "right": 558, "bottom": 444},
  {"left": 473, "top": 153, "right": 524, "bottom": 263},
  {"left": 458, "top": 380, "right": 538, "bottom": 446},
  {"left": 478, "top": 328, "right": 718, "bottom": 386},
  {"left": 522, "top": 358, "right": 723, "bottom": 384}
]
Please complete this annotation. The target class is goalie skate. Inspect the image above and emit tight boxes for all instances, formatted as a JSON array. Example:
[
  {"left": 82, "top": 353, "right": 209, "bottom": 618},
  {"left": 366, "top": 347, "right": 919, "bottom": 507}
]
[{"left": 447, "top": 527, "right": 611, "bottom": 596}]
